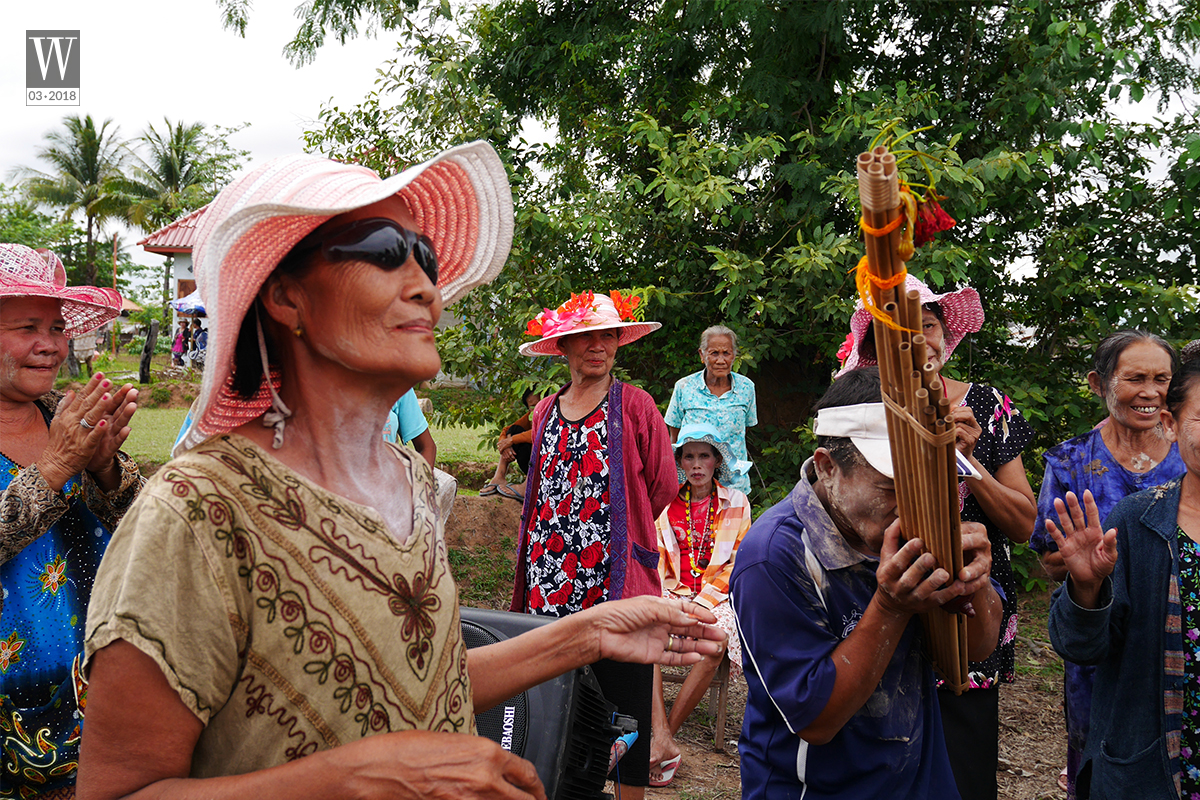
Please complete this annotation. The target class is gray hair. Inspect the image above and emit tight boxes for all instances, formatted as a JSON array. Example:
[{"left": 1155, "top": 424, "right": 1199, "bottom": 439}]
[
  {"left": 699, "top": 325, "right": 739, "bottom": 355},
  {"left": 1093, "top": 329, "right": 1178, "bottom": 393}
]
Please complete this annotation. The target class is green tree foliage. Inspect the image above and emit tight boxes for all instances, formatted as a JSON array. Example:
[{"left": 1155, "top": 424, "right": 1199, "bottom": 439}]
[
  {"left": 216, "top": 0, "right": 427, "bottom": 65},
  {"left": 0, "top": 184, "right": 80, "bottom": 250},
  {"left": 12, "top": 115, "right": 128, "bottom": 286},
  {"left": 0, "top": 185, "right": 152, "bottom": 301},
  {"left": 109, "top": 118, "right": 249, "bottom": 234},
  {"left": 303, "top": 0, "right": 1200, "bottom": 499},
  {"left": 106, "top": 118, "right": 249, "bottom": 317}
]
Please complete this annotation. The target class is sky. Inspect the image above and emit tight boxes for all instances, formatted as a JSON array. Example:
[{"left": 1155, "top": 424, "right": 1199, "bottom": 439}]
[{"left": 6, "top": 0, "right": 403, "bottom": 278}]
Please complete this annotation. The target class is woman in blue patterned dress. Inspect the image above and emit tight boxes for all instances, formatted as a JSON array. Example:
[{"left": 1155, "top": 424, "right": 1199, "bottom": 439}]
[
  {"left": 1031, "top": 330, "right": 1183, "bottom": 798},
  {"left": 0, "top": 244, "right": 140, "bottom": 798},
  {"left": 838, "top": 275, "right": 1037, "bottom": 800},
  {"left": 664, "top": 325, "right": 757, "bottom": 496},
  {"left": 1046, "top": 354, "right": 1200, "bottom": 799}
]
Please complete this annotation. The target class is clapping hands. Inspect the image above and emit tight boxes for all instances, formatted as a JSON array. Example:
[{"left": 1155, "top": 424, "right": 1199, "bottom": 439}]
[{"left": 40, "top": 373, "right": 138, "bottom": 493}]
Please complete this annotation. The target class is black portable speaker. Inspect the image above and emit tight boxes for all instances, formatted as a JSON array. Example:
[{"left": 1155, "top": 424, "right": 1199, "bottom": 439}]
[{"left": 459, "top": 607, "right": 620, "bottom": 800}]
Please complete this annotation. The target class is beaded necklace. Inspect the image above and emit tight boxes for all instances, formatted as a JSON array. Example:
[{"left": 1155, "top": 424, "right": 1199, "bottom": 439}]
[{"left": 683, "top": 480, "right": 719, "bottom": 577}]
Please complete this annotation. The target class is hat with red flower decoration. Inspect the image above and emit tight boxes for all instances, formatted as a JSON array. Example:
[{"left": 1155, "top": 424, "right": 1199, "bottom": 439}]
[
  {"left": 836, "top": 274, "right": 983, "bottom": 376},
  {"left": 520, "top": 290, "right": 660, "bottom": 356},
  {"left": 0, "top": 244, "right": 123, "bottom": 337}
]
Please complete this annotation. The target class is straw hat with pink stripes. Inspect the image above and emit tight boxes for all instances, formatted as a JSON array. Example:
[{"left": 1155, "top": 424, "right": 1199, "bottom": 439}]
[
  {"left": 175, "top": 141, "right": 513, "bottom": 456},
  {"left": 836, "top": 274, "right": 983, "bottom": 377},
  {"left": 0, "top": 244, "right": 122, "bottom": 336}
]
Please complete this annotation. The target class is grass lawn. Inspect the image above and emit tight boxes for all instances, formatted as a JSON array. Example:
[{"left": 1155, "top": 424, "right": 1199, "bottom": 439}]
[
  {"left": 431, "top": 423, "right": 492, "bottom": 464},
  {"left": 123, "top": 410, "right": 493, "bottom": 471},
  {"left": 124, "top": 408, "right": 189, "bottom": 467}
]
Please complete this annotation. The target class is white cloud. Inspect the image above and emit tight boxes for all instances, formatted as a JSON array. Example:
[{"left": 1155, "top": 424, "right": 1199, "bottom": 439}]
[{"left": 5, "top": 0, "right": 399, "bottom": 273}]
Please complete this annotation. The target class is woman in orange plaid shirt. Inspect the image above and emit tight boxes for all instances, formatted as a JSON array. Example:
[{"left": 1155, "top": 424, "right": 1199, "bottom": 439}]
[{"left": 649, "top": 423, "right": 752, "bottom": 785}]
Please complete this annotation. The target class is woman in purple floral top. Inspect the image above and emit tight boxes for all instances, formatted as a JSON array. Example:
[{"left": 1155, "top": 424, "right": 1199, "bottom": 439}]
[
  {"left": 839, "top": 275, "right": 1037, "bottom": 800},
  {"left": 1032, "top": 330, "right": 1182, "bottom": 798}
]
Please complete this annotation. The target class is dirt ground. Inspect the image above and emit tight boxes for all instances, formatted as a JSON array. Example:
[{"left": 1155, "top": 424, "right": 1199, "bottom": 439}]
[{"left": 444, "top": 495, "right": 1068, "bottom": 800}]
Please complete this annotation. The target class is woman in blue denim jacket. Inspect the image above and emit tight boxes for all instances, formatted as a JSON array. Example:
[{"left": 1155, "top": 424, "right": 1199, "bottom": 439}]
[{"left": 1047, "top": 356, "right": 1200, "bottom": 800}]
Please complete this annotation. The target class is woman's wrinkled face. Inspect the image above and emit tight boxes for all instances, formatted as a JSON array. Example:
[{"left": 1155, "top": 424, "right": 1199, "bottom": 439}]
[
  {"left": 1101, "top": 340, "right": 1173, "bottom": 434},
  {"left": 679, "top": 441, "right": 719, "bottom": 492},
  {"left": 700, "top": 334, "right": 735, "bottom": 379},
  {"left": 279, "top": 195, "right": 444, "bottom": 384},
  {"left": 0, "top": 296, "right": 68, "bottom": 403},
  {"left": 921, "top": 309, "right": 947, "bottom": 370},
  {"left": 558, "top": 330, "right": 618, "bottom": 381}
]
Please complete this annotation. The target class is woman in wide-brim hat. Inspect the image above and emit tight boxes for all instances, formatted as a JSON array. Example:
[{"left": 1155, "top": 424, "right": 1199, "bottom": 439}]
[
  {"left": 648, "top": 423, "right": 753, "bottom": 786},
  {"left": 77, "top": 143, "right": 723, "bottom": 800},
  {"left": 510, "top": 289, "right": 675, "bottom": 799},
  {"left": 837, "top": 273, "right": 1036, "bottom": 800},
  {"left": 0, "top": 243, "right": 140, "bottom": 798}
]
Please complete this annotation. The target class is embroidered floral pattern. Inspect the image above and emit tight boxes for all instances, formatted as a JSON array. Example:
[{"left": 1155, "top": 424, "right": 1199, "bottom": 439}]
[
  {"left": 526, "top": 400, "right": 612, "bottom": 615},
  {"left": 0, "top": 629, "right": 25, "bottom": 672},
  {"left": 109, "top": 435, "right": 471, "bottom": 770},
  {"left": 1178, "top": 531, "right": 1200, "bottom": 798},
  {"left": 39, "top": 554, "right": 67, "bottom": 595}
]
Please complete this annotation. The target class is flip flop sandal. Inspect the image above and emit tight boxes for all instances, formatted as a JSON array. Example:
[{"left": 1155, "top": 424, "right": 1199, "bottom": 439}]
[
  {"left": 649, "top": 754, "right": 681, "bottom": 787},
  {"left": 496, "top": 483, "right": 523, "bottom": 500},
  {"left": 479, "top": 483, "right": 500, "bottom": 497},
  {"left": 1058, "top": 766, "right": 1069, "bottom": 793}
]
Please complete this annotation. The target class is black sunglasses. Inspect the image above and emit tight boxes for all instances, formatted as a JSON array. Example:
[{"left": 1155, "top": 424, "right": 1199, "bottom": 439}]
[{"left": 290, "top": 218, "right": 438, "bottom": 284}]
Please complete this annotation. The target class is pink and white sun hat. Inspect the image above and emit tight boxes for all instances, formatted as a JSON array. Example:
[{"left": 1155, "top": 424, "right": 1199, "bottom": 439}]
[
  {"left": 519, "top": 290, "right": 661, "bottom": 356},
  {"left": 175, "top": 140, "right": 513, "bottom": 457},
  {"left": 0, "top": 244, "right": 122, "bottom": 337},
  {"left": 836, "top": 274, "right": 983, "bottom": 377}
]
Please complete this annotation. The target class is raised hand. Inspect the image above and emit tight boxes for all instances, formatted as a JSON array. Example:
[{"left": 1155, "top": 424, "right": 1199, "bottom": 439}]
[
  {"left": 1045, "top": 490, "right": 1117, "bottom": 606},
  {"left": 589, "top": 596, "right": 725, "bottom": 667}
]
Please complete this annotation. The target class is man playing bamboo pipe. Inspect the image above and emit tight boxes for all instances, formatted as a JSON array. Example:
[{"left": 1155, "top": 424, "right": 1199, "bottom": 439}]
[{"left": 729, "top": 367, "right": 1002, "bottom": 799}]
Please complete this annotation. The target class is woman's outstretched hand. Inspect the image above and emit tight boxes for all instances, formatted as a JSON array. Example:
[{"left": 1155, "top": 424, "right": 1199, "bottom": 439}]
[
  {"left": 1045, "top": 490, "right": 1117, "bottom": 609},
  {"left": 586, "top": 596, "right": 726, "bottom": 667},
  {"left": 39, "top": 373, "right": 138, "bottom": 493}
]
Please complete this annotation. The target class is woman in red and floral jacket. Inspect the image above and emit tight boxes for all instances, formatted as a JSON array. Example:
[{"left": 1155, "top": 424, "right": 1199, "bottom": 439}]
[{"left": 510, "top": 290, "right": 676, "bottom": 800}]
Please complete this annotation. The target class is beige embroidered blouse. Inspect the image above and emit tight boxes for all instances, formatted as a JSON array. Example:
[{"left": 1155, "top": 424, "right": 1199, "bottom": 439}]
[{"left": 85, "top": 434, "right": 473, "bottom": 775}]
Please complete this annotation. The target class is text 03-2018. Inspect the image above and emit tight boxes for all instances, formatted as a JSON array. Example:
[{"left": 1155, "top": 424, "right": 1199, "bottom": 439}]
[{"left": 27, "top": 89, "right": 78, "bottom": 105}]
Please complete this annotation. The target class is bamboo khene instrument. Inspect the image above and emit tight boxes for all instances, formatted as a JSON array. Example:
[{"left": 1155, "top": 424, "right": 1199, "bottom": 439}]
[{"left": 856, "top": 146, "right": 969, "bottom": 694}]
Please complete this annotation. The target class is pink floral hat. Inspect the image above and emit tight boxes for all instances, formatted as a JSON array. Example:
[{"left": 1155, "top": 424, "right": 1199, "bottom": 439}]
[
  {"left": 519, "top": 291, "right": 661, "bottom": 356},
  {"left": 174, "top": 140, "right": 513, "bottom": 457},
  {"left": 0, "top": 244, "right": 122, "bottom": 337},
  {"left": 836, "top": 274, "right": 983, "bottom": 376}
]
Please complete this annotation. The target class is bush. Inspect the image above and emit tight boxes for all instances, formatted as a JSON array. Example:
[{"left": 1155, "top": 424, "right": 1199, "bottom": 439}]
[
  {"left": 125, "top": 335, "right": 172, "bottom": 356},
  {"left": 147, "top": 384, "right": 173, "bottom": 408}
]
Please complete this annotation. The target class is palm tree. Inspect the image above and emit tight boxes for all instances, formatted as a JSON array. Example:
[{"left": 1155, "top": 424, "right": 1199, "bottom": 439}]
[
  {"left": 13, "top": 114, "right": 126, "bottom": 286},
  {"left": 112, "top": 117, "right": 224, "bottom": 233},
  {"left": 108, "top": 117, "right": 246, "bottom": 316}
]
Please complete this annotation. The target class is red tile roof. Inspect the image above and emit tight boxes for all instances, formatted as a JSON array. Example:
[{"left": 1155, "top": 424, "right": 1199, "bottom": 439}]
[{"left": 138, "top": 205, "right": 209, "bottom": 254}]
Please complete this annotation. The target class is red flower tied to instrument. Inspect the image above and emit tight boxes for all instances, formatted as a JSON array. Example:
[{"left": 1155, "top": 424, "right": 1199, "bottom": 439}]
[{"left": 914, "top": 194, "right": 956, "bottom": 247}]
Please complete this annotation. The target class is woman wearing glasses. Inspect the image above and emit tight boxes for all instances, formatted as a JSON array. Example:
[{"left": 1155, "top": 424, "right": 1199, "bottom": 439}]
[
  {"left": 664, "top": 325, "right": 758, "bottom": 496},
  {"left": 76, "top": 144, "right": 724, "bottom": 800}
]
